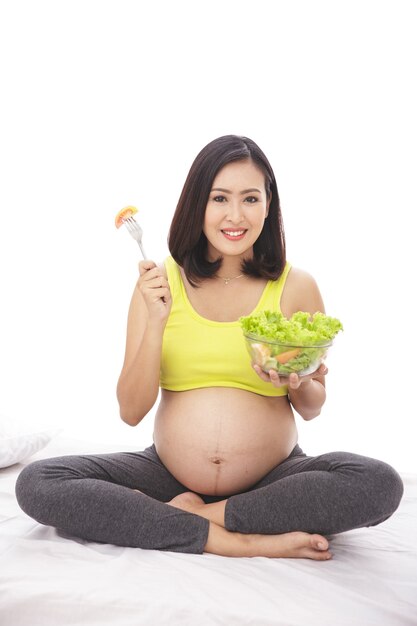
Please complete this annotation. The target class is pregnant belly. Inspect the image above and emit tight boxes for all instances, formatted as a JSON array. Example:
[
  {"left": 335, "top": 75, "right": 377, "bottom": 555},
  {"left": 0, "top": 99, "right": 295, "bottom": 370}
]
[{"left": 153, "top": 388, "right": 298, "bottom": 496}]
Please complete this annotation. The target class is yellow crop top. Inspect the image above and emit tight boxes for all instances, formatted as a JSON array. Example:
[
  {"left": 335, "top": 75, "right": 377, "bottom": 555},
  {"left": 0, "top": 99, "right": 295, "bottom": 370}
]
[{"left": 160, "top": 256, "right": 292, "bottom": 397}]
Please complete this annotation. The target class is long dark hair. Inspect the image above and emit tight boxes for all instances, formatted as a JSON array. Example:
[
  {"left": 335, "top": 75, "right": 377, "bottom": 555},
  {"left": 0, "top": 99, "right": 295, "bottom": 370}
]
[{"left": 168, "top": 135, "right": 286, "bottom": 286}]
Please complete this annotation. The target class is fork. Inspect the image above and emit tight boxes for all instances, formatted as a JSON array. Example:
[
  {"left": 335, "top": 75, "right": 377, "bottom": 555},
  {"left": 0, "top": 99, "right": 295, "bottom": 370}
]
[{"left": 123, "top": 216, "right": 147, "bottom": 259}]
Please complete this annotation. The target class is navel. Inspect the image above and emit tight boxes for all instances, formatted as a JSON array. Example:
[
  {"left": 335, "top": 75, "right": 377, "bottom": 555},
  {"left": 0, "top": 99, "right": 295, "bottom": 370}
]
[{"left": 209, "top": 456, "right": 225, "bottom": 465}]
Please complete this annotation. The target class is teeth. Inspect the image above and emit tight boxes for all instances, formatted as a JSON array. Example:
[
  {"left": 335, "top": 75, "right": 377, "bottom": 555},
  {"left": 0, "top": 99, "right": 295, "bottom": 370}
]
[{"left": 223, "top": 230, "right": 245, "bottom": 237}]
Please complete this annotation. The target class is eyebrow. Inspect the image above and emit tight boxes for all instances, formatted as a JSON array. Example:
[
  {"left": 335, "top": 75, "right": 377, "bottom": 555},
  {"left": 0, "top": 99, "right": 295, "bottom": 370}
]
[{"left": 211, "top": 187, "right": 262, "bottom": 194}]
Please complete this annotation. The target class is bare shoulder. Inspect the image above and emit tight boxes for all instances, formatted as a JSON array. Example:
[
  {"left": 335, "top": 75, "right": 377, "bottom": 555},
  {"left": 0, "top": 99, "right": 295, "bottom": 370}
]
[
  {"left": 286, "top": 266, "right": 319, "bottom": 291},
  {"left": 281, "top": 266, "right": 325, "bottom": 317}
]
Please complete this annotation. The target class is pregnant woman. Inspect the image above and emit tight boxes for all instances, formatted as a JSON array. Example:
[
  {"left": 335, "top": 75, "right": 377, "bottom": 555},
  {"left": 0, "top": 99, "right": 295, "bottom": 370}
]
[{"left": 16, "top": 135, "right": 403, "bottom": 559}]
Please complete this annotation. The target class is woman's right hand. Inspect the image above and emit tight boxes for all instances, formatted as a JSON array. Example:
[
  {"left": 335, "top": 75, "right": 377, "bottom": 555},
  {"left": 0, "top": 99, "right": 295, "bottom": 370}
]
[{"left": 137, "top": 260, "right": 172, "bottom": 323}]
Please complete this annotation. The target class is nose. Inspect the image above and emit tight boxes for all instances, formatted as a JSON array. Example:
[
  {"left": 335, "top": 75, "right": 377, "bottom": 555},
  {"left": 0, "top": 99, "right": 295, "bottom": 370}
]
[{"left": 225, "top": 200, "right": 244, "bottom": 224}]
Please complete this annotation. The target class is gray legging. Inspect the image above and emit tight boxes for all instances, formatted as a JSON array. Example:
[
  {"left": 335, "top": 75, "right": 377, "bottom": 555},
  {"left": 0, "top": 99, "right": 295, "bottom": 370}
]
[{"left": 15, "top": 443, "right": 404, "bottom": 554}]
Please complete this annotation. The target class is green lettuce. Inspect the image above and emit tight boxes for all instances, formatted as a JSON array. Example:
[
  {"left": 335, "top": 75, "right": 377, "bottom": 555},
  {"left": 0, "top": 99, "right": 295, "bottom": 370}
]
[
  {"left": 240, "top": 311, "right": 343, "bottom": 375},
  {"left": 240, "top": 311, "right": 343, "bottom": 346}
]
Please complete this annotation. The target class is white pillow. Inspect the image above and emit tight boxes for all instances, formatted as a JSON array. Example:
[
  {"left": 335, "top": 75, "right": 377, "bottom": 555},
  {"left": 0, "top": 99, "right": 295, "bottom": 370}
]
[{"left": 0, "top": 417, "right": 61, "bottom": 469}]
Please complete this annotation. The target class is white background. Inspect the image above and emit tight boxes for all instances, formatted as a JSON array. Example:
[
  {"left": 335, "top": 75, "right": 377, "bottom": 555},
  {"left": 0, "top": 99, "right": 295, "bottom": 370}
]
[{"left": 0, "top": 1, "right": 415, "bottom": 472}]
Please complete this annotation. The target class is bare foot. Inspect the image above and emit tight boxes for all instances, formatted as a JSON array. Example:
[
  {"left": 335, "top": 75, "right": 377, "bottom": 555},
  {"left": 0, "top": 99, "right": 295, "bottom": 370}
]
[
  {"left": 246, "top": 530, "right": 332, "bottom": 560},
  {"left": 167, "top": 491, "right": 205, "bottom": 513},
  {"left": 168, "top": 494, "right": 332, "bottom": 560}
]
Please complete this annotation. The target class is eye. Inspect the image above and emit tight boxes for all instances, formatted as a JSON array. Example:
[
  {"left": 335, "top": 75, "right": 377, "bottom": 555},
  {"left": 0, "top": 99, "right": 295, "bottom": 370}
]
[
  {"left": 244, "top": 196, "right": 259, "bottom": 203},
  {"left": 213, "top": 195, "right": 227, "bottom": 203}
]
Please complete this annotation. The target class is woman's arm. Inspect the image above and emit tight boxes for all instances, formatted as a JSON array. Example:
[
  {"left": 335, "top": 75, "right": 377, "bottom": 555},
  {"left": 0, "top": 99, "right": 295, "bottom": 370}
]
[
  {"left": 254, "top": 267, "right": 328, "bottom": 421},
  {"left": 253, "top": 363, "right": 327, "bottom": 420},
  {"left": 286, "top": 365, "right": 327, "bottom": 420},
  {"left": 116, "top": 261, "right": 171, "bottom": 426}
]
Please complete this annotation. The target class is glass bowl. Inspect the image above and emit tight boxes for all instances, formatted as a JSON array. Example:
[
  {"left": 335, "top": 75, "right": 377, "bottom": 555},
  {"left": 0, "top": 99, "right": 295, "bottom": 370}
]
[{"left": 244, "top": 333, "right": 332, "bottom": 377}]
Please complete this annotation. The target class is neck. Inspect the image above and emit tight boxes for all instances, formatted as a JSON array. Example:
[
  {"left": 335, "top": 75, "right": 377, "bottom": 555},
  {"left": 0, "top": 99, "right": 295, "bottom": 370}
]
[
  {"left": 206, "top": 250, "right": 253, "bottom": 280},
  {"left": 216, "top": 263, "right": 243, "bottom": 277},
  {"left": 217, "top": 256, "right": 247, "bottom": 275}
]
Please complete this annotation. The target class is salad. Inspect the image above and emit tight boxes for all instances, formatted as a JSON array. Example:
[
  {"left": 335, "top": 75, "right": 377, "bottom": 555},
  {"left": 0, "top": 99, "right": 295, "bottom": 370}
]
[{"left": 240, "top": 310, "right": 343, "bottom": 376}]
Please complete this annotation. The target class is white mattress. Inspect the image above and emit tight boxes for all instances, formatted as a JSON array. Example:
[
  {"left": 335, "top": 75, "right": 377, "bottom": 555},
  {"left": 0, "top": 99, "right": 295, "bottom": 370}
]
[{"left": 1, "top": 436, "right": 417, "bottom": 626}]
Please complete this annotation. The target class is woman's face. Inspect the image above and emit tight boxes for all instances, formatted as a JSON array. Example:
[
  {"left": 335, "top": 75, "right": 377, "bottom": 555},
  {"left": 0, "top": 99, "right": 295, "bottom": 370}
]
[{"left": 203, "top": 159, "right": 270, "bottom": 261}]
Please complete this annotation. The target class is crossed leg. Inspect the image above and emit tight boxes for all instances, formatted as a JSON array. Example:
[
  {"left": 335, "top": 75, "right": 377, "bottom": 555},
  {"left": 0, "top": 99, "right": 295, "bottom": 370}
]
[
  {"left": 16, "top": 441, "right": 402, "bottom": 559},
  {"left": 167, "top": 491, "right": 331, "bottom": 559},
  {"left": 166, "top": 447, "right": 404, "bottom": 559}
]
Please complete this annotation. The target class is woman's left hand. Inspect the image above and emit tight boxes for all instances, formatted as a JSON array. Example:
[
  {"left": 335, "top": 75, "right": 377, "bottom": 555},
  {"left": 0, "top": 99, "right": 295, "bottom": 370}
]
[{"left": 252, "top": 362, "right": 328, "bottom": 390}]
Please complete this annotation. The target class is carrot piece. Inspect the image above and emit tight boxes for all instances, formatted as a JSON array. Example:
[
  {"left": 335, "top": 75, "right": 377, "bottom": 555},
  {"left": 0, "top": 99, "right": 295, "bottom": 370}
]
[{"left": 275, "top": 348, "right": 301, "bottom": 364}]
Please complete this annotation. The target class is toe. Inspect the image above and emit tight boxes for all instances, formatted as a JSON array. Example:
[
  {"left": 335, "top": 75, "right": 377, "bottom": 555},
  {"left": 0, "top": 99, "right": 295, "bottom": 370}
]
[{"left": 311, "top": 534, "right": 329, "bottom": 551}]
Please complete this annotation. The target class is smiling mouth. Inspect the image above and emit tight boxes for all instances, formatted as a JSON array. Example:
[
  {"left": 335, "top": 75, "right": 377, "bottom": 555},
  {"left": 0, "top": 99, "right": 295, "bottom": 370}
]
[{"left": 221, "top": 229, "right": 247, "bottom": 240}]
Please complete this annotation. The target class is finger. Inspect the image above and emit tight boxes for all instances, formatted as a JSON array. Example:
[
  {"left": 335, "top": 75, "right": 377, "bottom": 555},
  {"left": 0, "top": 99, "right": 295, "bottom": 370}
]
[
  {"left": 252, "top": 364, "right": 270, "bottom": 381},
  {"left": 144, "top": 275, "right": 169, "bottom": 289},
  {"left": 308, "top": 363, "right": 328, "bottom": 381},
  {"left": 140, "top": 268, "right": 167, "bottom": 285},
  {"left": 288, "top": 373, "right": 301, "bottom": 389},
  {"left": 140, "top": 281, "right": 171, "bottom": 301},
  {"left": 139, "top": 260, "right": 157, "bottom": 275},
  {"left": 146, "top": 287, "right": 171, "bottom": 302},
  {"left": 268, "top": 369, "right": 285, "bottom": 387}
]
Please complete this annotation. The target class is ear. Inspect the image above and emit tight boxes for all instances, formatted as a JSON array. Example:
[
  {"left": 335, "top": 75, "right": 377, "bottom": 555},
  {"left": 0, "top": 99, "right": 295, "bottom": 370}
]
[{"left": 265, "top": 195, "right": 271, "bottom": 218}]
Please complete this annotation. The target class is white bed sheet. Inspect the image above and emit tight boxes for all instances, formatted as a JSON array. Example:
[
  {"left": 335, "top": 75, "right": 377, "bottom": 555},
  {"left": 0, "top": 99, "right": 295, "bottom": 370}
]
[{"left": 1, "top": 436, "right": 416, "bottom": 626}]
